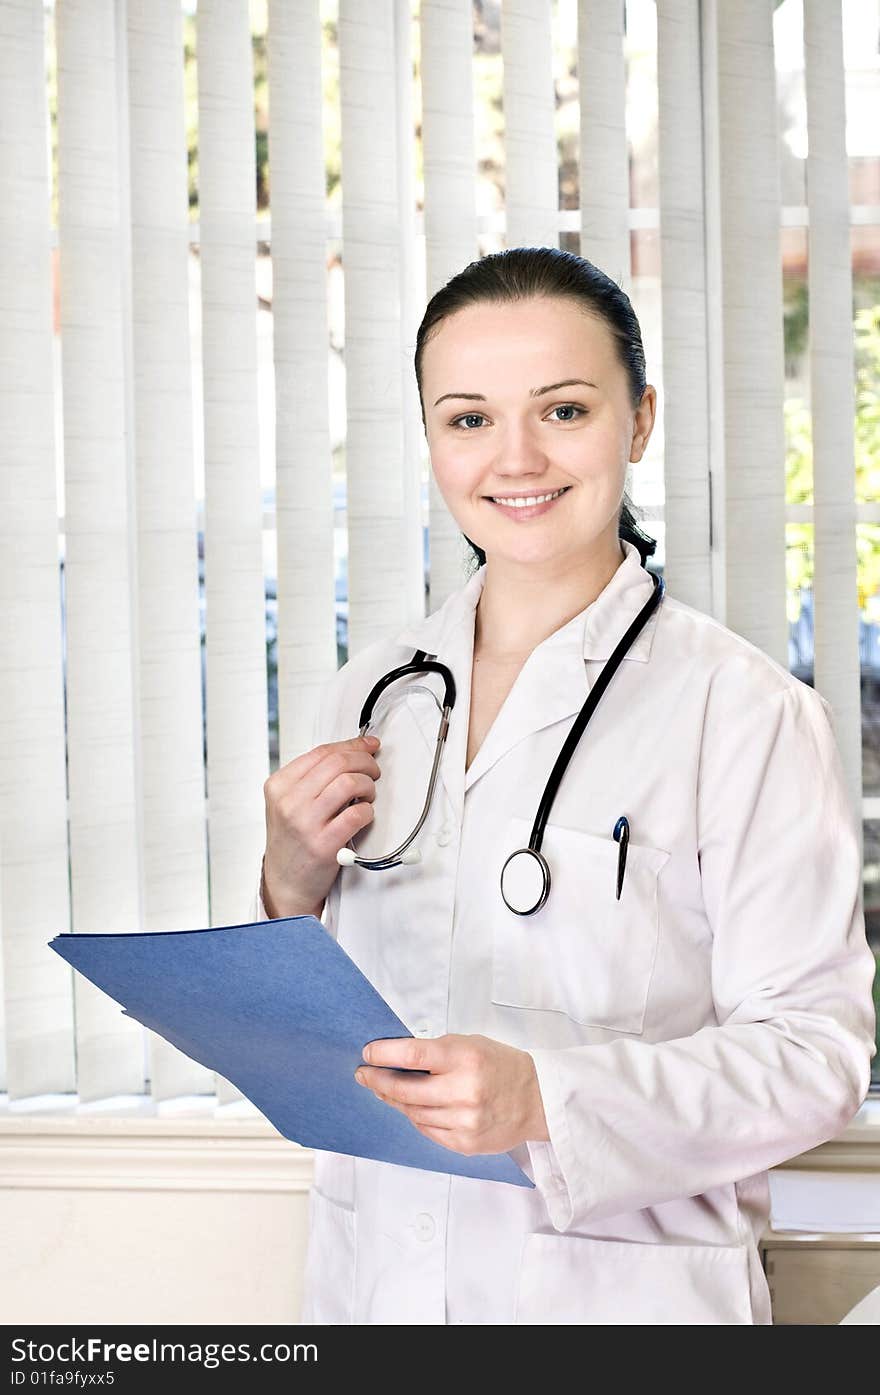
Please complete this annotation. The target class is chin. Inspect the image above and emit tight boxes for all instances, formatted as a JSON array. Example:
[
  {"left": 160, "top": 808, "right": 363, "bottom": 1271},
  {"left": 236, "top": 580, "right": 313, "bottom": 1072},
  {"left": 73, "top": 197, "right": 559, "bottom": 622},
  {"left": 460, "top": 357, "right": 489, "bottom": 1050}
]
[{"left": 484, "top": 539, "right": 573, "bottom": 568}]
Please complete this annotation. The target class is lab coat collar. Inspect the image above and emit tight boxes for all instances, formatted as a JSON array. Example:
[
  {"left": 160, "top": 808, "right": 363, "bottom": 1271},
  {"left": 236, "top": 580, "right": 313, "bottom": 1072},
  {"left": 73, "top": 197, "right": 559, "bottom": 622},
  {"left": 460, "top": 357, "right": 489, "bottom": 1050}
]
[
  {"left": 393, "top": 538, "right": 660, "bottom": 664},
  {"left": 391, "top": 539, "right": 662, "bottom": 808}
]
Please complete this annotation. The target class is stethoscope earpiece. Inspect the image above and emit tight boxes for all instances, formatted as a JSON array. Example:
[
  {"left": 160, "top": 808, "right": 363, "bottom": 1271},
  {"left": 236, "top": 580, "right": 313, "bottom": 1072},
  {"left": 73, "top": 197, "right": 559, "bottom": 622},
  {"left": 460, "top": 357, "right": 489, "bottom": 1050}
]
[{"left": 337, "top": 844, "right": 421, "bottom": 868}]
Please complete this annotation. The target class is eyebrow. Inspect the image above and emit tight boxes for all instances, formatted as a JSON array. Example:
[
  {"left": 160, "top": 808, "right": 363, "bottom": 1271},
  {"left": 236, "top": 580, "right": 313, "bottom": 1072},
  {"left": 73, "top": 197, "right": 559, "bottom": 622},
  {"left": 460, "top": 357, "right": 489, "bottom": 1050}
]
[{"left": 432, "top": 378, "right": 599, "bottom": 408}]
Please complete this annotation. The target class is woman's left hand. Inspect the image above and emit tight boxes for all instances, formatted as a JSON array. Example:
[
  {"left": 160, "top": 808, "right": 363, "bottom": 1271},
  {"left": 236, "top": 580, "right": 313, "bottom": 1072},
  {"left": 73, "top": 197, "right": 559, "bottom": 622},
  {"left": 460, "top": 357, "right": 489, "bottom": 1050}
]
[{"left": 354, "top": 1033, "right": 550, "bottom": 1154}]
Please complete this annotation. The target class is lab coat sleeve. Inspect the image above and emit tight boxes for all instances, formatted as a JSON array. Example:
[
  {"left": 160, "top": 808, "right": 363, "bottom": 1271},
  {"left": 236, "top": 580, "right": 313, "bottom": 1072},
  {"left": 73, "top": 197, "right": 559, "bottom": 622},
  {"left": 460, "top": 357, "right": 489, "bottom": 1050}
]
[
  {"left": 249, "top": 853, "right": 339, "bottom": 940},
  {"left": 249, "top": 860, "right": 273, "bottom": 924},
  {"left": 520, "top": 679, "right": 878, "bottom": 1233}
]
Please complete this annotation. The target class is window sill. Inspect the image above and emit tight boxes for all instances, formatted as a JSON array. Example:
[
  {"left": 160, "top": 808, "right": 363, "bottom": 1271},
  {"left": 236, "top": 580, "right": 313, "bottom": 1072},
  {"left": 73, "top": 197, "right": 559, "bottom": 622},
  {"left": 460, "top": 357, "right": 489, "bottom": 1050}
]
[
  {"left": 0, "top": 1093, "right": 877, "bottom": 1194},
  {"left": 0, "top": 1093, "right": 313, "bottom": 1193}
]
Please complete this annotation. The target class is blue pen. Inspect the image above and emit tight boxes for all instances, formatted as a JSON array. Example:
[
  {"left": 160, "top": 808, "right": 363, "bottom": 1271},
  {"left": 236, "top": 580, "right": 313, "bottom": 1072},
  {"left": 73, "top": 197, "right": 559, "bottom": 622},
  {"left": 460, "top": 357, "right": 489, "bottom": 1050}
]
[{"left": 613, "top": 816, "right": 629, "bottom": 900}]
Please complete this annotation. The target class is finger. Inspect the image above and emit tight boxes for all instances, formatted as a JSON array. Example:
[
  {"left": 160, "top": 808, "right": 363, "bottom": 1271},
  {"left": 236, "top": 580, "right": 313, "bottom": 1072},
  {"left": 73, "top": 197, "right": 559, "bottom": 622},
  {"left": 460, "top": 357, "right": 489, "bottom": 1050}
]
[
  {"left": 385, "top": 1100, "right": 458, "bottom": 1130},
  {"left": 363, "top": 1085, "right": 458, "bottom": 1129},
  {"left": 314, "top": 770, "right": 379, "bottom": 824},
  {"left": 355, "top": 1065, "right": 449, "bottom": 1106},
  {"left": 376, "top": 1094, "right": 482, "bottom": 1143},
  {"left": 298, "top": 748, "right": 382, "bottom": 807},
  {"left": 325, "top": 796, "right": 376, "bottom": 847},
  {"left": 361, "top": 1035, "right": 451, "bottom": 1073},
  {"left": 273, "top": 737, "right": 380, "bottom": 793}
]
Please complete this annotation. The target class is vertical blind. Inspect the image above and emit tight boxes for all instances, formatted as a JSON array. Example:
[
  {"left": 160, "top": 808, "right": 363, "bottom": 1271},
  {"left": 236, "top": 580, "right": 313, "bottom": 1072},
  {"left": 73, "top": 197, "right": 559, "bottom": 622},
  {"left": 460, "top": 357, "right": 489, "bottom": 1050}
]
[
  {"left": 127, "top": 0, "right": 212, "bottom": 1102},
  {"left": 656, "top": 0, "right": 712, "bottom": 613},
  {"left": 578, "top": 0, "right": 630, "bottom": 288},
  {"left": 0, "top": 0, "right": 871, "bottom": 1108},
  {"left": 338, "top": 0, "right": 423, "bottom": 654},
  {"left": 804, "top": 0, "right": 862, "bottom": 825},
  {"left": 715, "top": 0, "right": 789, "bottom": 664},
  {"left": 56, "top": 0, "right": 144, "bottom": 1101},
  {"left": 420, "top": 0, "right": 478, "bottom": 604},
  {"left": 265, "top": 0, "right": 337, "bottom": 767},
  {"left": 0, "top": 0, "right": 73, "bottom": 1100}
]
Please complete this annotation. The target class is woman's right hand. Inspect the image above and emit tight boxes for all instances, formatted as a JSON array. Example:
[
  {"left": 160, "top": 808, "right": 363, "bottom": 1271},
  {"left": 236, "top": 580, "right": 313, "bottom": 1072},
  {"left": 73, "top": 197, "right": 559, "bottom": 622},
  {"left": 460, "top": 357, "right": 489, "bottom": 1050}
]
[{"left": 260, "top": 734, "right": 382, "bottom": 920}]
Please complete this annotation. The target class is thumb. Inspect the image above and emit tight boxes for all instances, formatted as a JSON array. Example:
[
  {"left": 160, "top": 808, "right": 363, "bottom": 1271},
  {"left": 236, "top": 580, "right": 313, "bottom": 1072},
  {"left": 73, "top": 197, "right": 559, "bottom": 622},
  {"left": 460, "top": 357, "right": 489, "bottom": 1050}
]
[{"left": 334, "top": 734, "right": 380, "bottom": 750}]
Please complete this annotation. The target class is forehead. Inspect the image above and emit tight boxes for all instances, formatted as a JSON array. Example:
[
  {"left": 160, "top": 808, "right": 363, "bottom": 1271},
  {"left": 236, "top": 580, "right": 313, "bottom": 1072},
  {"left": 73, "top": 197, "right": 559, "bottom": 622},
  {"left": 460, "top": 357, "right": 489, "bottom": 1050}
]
[{"left": 422, "top": 296, "right": 618, "bottom": 384}]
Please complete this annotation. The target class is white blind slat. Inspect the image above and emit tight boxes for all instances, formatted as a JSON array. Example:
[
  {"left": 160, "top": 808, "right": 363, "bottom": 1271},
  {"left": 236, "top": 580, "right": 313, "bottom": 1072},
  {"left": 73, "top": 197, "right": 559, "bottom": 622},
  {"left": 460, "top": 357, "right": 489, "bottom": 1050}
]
[
  {"left": 57, "top": 0, "right": 144, "bottom": 1102},
  {"left": 502, "top": 0, "right": 558, "bottom": 251},
  {"left": 395, "top": 0, "right": 429, "bottom": 628},
  {"left": 197, "top": 0, "right": 269, "bottom": 1104},
  {"left": 266, "top": 0, "right": 338, "bottom": 767},
  {"left": 657, "top": 0, "right": 713, "bottom": 612},
  {"left": 0, "top": 0, "right": 75, "bottom": 1099},
  {"left": 420, "top": 0, "right": 480, "bottom": 607},
  {"left": 715, "top": 0, "right": 787, "bottom": 662},
  {"left": 127, "top": 0, "right": 214, "bottom": 1101},
  {"left": 339, "top": 0, "right": 420, "bottom": 655},
  {"left": 578, "top": 0, "right": 630, "bottom": 286},
  {"left": 804, "top": 0, "right": 862, "bottom": 826}
]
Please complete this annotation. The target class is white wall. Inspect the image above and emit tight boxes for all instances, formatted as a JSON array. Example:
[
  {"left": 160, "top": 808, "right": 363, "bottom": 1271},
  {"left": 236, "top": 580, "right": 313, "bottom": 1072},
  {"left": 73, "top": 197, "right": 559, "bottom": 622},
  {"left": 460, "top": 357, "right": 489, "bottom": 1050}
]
[{"left": 0, "top": 1114, "right": 312, "bottom": 1324}]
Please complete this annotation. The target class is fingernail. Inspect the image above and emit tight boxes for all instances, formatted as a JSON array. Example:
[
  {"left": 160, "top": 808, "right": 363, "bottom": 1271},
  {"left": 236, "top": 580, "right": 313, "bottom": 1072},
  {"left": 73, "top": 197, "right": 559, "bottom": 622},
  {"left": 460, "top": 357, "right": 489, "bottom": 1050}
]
[
  {"left": 355, "top": 1069, "right": 366, "bottom": 1084},
  {"left": 363, "top": 1044, "right": 373, "bottom": 1062},
  {"left": 364, "top": 735, "right": 380, "bottom": 748}
]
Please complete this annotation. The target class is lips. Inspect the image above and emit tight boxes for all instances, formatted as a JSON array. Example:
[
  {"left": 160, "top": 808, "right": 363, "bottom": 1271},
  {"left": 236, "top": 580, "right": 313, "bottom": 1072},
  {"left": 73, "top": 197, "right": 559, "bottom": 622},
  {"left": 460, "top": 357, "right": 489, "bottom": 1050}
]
[
  {"left": 484, "top": 485, "right": 572, "bottom": 520},
  {"left": 487, "top": 486, "right": 569, "bottom": 507}
]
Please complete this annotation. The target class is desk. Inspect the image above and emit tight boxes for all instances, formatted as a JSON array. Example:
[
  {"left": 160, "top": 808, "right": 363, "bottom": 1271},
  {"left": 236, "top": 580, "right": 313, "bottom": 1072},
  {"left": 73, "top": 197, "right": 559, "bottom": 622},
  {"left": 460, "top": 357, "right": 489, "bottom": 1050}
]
[{"left": 760, "top": 1228, "right": 880, "bottom": 1324}]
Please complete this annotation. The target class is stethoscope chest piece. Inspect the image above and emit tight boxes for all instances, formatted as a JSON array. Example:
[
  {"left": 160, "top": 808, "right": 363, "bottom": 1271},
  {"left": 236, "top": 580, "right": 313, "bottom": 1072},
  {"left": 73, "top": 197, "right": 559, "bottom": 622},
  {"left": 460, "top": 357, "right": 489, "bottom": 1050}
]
[{"left": 500, "top": 846, "right": 551, "bottom": 917}]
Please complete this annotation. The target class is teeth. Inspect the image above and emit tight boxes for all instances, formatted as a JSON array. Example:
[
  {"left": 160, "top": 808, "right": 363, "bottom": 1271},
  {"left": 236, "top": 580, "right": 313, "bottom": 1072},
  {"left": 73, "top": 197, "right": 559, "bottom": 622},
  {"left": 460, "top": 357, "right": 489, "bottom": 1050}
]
[{"left": 490, "top": 487, "right": 567, "bottom": 508}]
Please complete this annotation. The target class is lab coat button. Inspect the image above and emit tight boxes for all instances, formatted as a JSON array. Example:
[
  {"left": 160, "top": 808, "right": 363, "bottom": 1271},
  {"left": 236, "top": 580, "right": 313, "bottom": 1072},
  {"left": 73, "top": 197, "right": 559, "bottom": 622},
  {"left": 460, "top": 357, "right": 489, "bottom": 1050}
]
[
  {"left": 435, "top": 826, "right": 452, "bottom": 846},
  {"left": 414, "top": 1213, "right": 435, "bottom": 1242}
]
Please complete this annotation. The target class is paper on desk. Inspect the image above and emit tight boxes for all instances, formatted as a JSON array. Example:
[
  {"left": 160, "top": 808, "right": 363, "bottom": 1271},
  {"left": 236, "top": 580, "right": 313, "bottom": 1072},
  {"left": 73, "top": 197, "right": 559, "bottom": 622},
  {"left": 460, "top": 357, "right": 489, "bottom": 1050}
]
[
  {"left": 49, "top": 916, "right": 533, "bottom": 1189},
  {"left": 768, "top": 1170, "right": 880, "bottom": 1232}
]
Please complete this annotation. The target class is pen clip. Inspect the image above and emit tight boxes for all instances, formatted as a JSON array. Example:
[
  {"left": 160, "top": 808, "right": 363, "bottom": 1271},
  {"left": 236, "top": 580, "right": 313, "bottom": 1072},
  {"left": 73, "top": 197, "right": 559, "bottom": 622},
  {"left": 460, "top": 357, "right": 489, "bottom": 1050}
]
[{"left": 613, "top": 816, "right": 629, "bottom": 901}]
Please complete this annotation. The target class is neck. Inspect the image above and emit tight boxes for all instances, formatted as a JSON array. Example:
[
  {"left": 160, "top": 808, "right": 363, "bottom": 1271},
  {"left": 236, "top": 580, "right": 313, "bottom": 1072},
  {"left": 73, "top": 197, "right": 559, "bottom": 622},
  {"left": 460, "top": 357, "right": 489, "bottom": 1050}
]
[{"left": 473, "top": 533, "right": 627, "bottom": 660}]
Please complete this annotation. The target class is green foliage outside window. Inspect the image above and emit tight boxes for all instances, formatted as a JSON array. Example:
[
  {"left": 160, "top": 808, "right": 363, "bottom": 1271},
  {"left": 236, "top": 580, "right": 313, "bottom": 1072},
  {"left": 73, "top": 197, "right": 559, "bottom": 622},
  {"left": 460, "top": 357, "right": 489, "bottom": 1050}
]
[{"left": 785, "top": 302, "right": 880, "bottom": 621}]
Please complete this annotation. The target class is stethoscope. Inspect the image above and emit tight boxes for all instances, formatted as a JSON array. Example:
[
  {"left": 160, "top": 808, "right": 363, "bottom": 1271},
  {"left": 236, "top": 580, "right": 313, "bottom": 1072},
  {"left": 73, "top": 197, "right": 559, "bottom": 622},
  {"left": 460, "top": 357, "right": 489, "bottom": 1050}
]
[{"left": 336, "top": 569, "right": 665, "bottom": 916}]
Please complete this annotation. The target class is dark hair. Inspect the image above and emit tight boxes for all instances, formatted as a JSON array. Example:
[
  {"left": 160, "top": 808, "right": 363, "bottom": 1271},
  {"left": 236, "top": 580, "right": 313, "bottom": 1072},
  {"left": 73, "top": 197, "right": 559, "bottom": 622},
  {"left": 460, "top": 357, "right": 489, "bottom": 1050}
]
[{"left": 414, "top": 246, "right": 657, "bottom": 569}]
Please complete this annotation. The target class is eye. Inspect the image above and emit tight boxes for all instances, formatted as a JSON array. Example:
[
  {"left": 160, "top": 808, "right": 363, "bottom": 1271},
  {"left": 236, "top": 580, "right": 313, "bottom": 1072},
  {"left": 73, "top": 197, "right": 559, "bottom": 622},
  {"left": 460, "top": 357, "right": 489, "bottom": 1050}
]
[{"left": 449, "top": 404, "right": 587, "bottom": 430}]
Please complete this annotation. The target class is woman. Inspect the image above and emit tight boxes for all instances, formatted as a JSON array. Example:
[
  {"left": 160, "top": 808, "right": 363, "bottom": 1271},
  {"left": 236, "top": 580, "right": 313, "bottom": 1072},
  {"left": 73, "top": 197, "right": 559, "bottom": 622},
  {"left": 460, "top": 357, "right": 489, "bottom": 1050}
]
[{"left": 254, "top": 248, "right": 877, "bottom": 1325}]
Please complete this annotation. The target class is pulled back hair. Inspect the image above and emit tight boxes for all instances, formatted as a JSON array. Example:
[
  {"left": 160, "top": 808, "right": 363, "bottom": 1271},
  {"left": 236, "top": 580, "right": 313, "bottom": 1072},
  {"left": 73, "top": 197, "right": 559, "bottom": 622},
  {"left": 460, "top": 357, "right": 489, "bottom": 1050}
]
[{"left": 413, "top": 246, "right": 657, "bottom": 570}]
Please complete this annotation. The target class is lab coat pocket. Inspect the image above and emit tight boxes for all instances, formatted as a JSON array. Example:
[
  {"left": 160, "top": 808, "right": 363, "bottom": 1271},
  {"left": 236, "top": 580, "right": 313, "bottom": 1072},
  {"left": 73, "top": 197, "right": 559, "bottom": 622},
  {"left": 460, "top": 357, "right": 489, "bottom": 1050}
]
[
  {"left": 491, "top": 816, "right": 669, "bottom": 1034},
  {"left": 514, "top": 1232, "right": 754, "bottom": 1325},
  {"left": 299, "top": 1186, "right": 357, "bottom": 1325}
]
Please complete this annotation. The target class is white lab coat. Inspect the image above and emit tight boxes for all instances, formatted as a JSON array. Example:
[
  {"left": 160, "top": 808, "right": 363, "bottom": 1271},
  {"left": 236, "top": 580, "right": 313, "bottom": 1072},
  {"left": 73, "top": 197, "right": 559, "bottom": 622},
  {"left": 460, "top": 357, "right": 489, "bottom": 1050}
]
[{"left": 251, "top": 538, "right": 877, "bottom": 1325}]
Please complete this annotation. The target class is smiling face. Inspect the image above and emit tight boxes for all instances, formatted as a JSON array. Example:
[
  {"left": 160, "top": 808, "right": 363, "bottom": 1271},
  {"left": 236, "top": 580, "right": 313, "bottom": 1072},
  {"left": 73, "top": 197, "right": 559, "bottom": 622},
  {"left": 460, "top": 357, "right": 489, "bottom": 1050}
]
[{"left": 421, "top": 295, "right": 655, "bottom": 573}]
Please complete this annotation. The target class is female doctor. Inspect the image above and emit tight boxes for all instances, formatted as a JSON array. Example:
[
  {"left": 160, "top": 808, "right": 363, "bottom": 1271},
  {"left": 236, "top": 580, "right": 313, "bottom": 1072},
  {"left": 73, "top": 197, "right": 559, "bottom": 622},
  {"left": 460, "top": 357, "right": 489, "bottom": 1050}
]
[{"left": 254, "top": 247, "right": 877, "bottom": 1325}]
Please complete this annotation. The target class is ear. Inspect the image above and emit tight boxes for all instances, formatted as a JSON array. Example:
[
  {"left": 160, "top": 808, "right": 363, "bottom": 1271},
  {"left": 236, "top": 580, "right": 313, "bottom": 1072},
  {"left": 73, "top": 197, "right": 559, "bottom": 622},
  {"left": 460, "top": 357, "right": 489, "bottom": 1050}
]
[{"left": 629, "top": 386, "right": 657, "bottom": 463}]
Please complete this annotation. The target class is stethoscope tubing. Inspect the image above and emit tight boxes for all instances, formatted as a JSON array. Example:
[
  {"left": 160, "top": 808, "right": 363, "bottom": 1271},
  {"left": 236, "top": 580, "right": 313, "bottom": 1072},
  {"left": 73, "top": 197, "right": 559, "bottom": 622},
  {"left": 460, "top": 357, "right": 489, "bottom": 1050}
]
[
  {"left": 337, "top": 652, "right": 454, "bottom": 870},
  {"left": 337, "top": 569, "right": 665, "bottom": 889},
  {"left": 528, "top": 570, "right": 664, "bottom": 855},
  {"left": 346, "top": 705, "right": 451, "bottom": 869}
]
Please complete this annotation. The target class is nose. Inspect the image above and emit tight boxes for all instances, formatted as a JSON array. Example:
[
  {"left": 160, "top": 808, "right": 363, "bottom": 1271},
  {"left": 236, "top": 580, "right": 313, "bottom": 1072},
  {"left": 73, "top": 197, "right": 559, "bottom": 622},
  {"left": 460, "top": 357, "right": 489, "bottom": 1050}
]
[{"left": 491, "top": 421, "right": 552, "bottom": 480}]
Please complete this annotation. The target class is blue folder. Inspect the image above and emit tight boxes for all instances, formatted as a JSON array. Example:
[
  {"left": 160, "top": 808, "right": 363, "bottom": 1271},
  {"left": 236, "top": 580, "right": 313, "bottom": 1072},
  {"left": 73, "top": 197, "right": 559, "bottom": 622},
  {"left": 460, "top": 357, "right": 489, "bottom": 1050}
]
[{"left": 49, "top": 916, "right": 533, "bottom": 1189}]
